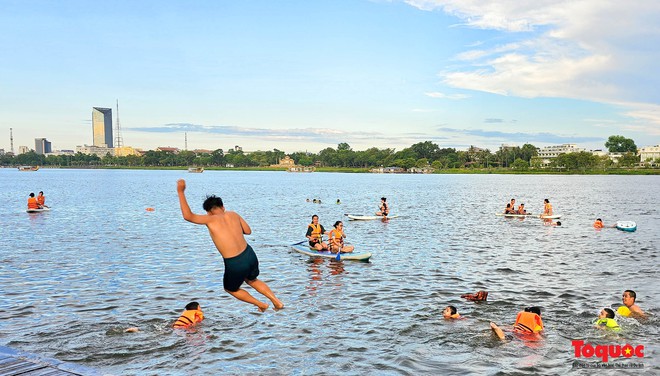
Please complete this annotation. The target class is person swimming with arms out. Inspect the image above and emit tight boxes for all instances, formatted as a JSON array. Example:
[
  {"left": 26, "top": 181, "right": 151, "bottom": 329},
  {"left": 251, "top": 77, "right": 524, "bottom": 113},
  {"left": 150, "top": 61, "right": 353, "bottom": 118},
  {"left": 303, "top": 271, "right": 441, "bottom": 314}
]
[
  {"left": 177, "top": 179, "right": 284, "bottom": 312},
  {"left": 490, "top": 306, "right": 544, "bottom": 341}
]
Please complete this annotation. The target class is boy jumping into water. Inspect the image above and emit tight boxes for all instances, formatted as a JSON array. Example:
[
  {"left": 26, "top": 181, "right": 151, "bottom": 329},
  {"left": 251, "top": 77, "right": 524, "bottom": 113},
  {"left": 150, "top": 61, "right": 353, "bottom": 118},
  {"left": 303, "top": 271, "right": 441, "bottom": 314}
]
[{"left": 177, "top": 179, "right": 284, "bottom": 312}]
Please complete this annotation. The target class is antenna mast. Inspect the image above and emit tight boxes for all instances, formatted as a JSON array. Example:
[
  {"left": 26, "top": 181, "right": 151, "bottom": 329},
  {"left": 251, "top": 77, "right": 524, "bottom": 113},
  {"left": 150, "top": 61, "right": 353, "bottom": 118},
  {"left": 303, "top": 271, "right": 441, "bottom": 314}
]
[
  {"left": 10, "top": 128, "right": 14, "bottom": 154},
  {"left": 114, "top": 99, "right": 123, "bottom": 148}
]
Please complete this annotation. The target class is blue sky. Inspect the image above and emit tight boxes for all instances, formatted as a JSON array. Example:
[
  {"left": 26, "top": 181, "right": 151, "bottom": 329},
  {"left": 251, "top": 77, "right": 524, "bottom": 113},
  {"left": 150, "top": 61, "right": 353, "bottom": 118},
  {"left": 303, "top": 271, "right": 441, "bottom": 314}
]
[{"left": 1, "top": 0, "right": 659, "bottom": 153}]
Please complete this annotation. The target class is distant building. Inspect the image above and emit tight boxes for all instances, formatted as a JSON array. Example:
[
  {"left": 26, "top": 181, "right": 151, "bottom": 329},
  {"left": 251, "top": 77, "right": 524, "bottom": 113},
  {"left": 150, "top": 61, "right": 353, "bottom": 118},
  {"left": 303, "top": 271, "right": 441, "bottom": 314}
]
[
  {"left": 639, "top": 145, "right": 660, "bottom": 162},
  {"left": 92, "top": 107, "right": 113, "bottom": 148},
  {"left": 537, "top": 144, "right": 585, "bottom": 166},
  {"left": 0, "top": 149, "right": 4, "bottom": 155},
  {"left": 18, "top": 146, "right": 30, "bottom": 154},
  {"left": 192, "top": 149, "right": 213, "bottom": 155},
  {"left": 76, "top": 144, "right": 114, "bottom": 157},
  {"left": 234, "top": 145, "right": 242, "bottom": 152},
  {"left": 35, "top": 138, "right": 52, "bottom": 155},
  {"left": 46, "top": 149, "right": 75, "bottom": 156},
  {"left": 270, "top": 155, "right": 296, "bottom": 168},
  {"left": 114, "top": 146, "right": 142, "bottom": 157},
  {"left": 157, "top": 147, "right": 180, "bottom": 154}
]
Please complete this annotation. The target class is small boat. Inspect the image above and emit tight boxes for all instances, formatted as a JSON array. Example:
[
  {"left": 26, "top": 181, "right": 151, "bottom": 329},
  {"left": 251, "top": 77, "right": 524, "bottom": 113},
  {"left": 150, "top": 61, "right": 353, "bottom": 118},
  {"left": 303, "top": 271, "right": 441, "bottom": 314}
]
[
  {"left": 27, "top": 207, "right": 50, "bottom": 213},
  {"left": 18, "top": 166, "right": 39, "bottom": 171},
  {"left": 615, "top": 221, "right": 637, "bottom": 232},
  {"left": 290, "top": 241, "right": 371, "bottom": 261},
  {"left": 188, "top": 167, "right": 204, "bottom": 173},
  {"left": 345, "top": 214, "right": 398, "bottom": 221},
  {"left": 496, "top": 213, "right": 562, "bottom": 219}
]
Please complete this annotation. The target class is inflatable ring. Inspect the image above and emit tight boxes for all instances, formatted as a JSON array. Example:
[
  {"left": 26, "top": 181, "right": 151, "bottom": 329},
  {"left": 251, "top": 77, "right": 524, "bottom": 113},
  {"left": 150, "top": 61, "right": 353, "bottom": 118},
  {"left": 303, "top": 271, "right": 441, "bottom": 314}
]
[{"left": 617, "top": 305, "right": 631, "bottom": 317}]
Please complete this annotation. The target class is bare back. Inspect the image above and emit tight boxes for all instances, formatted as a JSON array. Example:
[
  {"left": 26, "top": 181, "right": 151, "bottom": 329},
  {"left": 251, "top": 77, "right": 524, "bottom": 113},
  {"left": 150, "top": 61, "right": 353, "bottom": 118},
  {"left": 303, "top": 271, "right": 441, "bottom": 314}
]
[{"left": 205, "top": 209, "right": 250, "bottom": 258}]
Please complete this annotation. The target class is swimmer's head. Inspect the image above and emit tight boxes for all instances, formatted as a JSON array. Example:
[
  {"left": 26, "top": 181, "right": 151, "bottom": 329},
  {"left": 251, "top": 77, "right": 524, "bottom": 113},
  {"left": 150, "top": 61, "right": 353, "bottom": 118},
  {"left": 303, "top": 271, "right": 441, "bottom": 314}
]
[
  {"left": 203, "top": 195, "right": 224, "bottom": 211},
  {"left": 525, "top": 306, "right": 542, "bottom": 316},
  {"left": 622, "top": 290, "right": 636, "bottom": 305},
  {"left": 185, "top": 301, "right": 201, "bottom": 311},
  {"left": 599, "top": 308, "right": 615, "bottom": 319},
  {"left": 556, "top": 221, "right": 562, "bottom": 226},
  {"left": 596, "top": 218, "right": 602, "bottom": 222},
  {"left": 443, "top": 305, "right": 457, "bottom": 318}
]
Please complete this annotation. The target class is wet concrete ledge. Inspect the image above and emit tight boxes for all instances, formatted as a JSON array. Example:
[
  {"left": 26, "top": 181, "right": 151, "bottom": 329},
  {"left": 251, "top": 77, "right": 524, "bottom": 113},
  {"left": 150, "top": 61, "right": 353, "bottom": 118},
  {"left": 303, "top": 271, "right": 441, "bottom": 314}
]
[{"left": 0, "top": 346, "right": 108, "bottom": 376}]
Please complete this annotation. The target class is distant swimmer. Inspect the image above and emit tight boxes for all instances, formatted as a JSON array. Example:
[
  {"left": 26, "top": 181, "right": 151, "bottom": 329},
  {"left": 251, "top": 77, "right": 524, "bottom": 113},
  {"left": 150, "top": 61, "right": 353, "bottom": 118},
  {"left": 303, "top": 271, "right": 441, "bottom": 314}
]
[
  {"left": 543, "top": 221, "right": 561, "bottom": 227},
  {"left": 594, "top": 308, "right": 620, "bottom": 332},
  {"left": 543, "top": 199, "right": 553, "bottom": 216},
  {"left": 173, "top": 301, "right": 204, "bottom": 329},
  {"left": 618, "top": 290, "right": 646, "bottom": 318},
  {"left": 177, "top": 179, "right": 283, "bottom": 312},
  {"left": 442, "top": 305, "right": 462, "bottom": 319},
  {"left": 336, "top": 199, "right": 341, "bottom": 204},
  {"left": 376, "top": 197, "right": 389, "bottom": 217},
  {"left": 27, "top": 193, "right": 40, "bottom": 209},
  {"left": 594, "top": 218, "right": 604, "bottom": 228},
  {"left": 491, "top": 306, "right": 544, "bottom": 341},
  {"left": 461, "top": 290, "right": 488, "bottom": 302},
  {"left": 36, "top": 191, "right": 48, "bottom": 208}
]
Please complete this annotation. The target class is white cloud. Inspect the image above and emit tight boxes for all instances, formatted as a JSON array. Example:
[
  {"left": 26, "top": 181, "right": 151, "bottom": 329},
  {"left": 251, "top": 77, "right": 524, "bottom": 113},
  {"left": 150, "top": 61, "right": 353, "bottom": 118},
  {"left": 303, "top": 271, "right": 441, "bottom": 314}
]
[
  {"left": 405, "top": 0, "right": 660, "bottom": 131},
  {"left": 425, "top": 92, "right": 469, "bottom": 99}
]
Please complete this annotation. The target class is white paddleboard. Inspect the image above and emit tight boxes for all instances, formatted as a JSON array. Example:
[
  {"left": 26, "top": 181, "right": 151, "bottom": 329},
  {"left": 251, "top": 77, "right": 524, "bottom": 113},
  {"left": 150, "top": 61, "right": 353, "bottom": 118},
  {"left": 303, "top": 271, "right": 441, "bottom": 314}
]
[
  {"left": 346, "top": 214, "right": 398, "bottom": 221},
  {"left": 290, "top": 241, "right": 371, "bottom": 261}
]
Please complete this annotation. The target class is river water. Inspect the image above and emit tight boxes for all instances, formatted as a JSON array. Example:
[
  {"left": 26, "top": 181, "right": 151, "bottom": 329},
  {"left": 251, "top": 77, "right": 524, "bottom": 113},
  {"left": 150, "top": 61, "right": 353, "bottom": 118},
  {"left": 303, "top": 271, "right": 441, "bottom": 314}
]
[{"left": 0, "top": 169, "right": 658, "bottom": 375}]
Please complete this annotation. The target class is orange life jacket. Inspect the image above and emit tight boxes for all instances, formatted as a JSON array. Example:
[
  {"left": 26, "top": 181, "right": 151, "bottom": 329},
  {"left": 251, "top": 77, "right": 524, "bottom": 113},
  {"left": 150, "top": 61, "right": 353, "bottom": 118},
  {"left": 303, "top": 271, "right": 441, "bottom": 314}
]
[
  {"left": 329, "top": 229, "right": 343, "bottom": 245},
  {"left": 513, "top": 311, "right": 544, "bottom": 334},
  {"left": 593, "top": 221, "right": 603, "bottom": 228},
  {"left": 27, "top": 197, "right": 39, "bottom": 209},
  {"left": 173, "top": 309, "right": 204, "bottom": 328},
  {"left": 544, "top": 203, "right": 553, "bottom": 215},
  {"left": 308, "top": 224, "right": 323, "bottom": 240},
  {"left": 37, "top": 195, "right": 45, "bottom": 206}
]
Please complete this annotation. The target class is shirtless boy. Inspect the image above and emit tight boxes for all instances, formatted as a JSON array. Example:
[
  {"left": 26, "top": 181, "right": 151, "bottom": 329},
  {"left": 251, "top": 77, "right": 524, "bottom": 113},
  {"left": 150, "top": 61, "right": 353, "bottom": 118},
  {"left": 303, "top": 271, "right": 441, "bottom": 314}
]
[{"left": 177, "top": 179, "right": 283, "bottom": 312}]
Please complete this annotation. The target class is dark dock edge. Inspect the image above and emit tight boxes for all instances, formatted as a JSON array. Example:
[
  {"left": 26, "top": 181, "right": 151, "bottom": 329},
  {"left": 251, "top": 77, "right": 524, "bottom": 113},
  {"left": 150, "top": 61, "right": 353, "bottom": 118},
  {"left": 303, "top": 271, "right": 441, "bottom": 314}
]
[{"left": 0, "top": 346, "right": 110, "bottom": 376}]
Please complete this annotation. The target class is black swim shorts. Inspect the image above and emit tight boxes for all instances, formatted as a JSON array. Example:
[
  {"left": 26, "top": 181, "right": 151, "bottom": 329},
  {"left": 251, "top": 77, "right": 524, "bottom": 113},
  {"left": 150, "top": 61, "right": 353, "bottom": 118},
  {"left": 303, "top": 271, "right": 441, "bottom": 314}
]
[{"left": 223, "top": 244, "right": 260, "bottom": 292}]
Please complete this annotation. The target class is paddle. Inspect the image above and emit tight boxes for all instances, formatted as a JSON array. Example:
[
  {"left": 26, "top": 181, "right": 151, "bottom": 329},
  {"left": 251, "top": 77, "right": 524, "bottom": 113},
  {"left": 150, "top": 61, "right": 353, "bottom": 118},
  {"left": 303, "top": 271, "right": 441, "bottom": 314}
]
[{"left": 335, "top": 231, "right": 342, "bottom": 261}]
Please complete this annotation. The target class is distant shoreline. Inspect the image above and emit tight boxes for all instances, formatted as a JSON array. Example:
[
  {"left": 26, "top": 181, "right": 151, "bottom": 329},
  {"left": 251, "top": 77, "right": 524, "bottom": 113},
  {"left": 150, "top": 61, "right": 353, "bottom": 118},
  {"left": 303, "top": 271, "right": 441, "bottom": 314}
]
[{"left": 11, "top": 165, "right": 660, "bottom": 175}]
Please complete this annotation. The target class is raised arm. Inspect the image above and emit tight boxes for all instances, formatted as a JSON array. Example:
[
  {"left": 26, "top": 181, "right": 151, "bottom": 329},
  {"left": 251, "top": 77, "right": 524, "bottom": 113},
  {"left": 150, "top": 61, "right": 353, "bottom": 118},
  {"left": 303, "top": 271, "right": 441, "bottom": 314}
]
[{"left": 177, "top": 179, "right": 213, "bottom": 225}]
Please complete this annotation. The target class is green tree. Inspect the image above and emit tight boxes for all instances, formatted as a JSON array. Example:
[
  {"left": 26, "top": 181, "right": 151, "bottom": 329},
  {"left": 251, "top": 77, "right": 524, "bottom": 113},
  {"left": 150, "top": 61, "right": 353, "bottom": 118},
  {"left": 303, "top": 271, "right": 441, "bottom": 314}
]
[
  {"left": 511, "top": 158, "right": 529, "bottom": 170},
  {"left": 605, "top": 135, "right": 637, "bottom": 153},
  {"left": 617, "top": 152, "right": 639, "bottom": 167}
]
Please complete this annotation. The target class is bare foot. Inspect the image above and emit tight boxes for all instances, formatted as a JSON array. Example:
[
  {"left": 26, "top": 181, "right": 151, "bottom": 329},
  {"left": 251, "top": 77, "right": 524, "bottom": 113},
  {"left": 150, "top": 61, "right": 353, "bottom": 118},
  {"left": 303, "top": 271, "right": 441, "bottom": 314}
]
[
  {"left": 258, "top": 303, "right": 269, "bottom": 312},
  {"left": 273, "top": 301, "right": 285, "bottom": 311}
]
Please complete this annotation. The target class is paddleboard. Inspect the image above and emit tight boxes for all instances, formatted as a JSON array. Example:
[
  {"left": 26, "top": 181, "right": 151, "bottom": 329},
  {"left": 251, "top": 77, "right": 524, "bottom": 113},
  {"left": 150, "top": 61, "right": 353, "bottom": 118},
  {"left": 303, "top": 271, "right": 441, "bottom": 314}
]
[
  {"left": 346, "top": 214, "right": 398, "bottom": 221},
  {"left": 496, "top": 213, "right": 561, "bottom": 219},
  {"left": 290, "top": 241, "right": 372, "bottom": 261},
  {"left": 615, "top": 221, "right": 637, "bottom": 232},
  {"left": 26, "top": 207, "right": 50, "bottom": 213}
]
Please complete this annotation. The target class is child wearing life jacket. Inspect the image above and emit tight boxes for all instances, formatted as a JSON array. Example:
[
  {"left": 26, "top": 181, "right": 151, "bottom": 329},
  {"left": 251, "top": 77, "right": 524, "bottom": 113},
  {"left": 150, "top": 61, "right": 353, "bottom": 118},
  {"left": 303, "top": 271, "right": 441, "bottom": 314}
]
[
  {"left": 442, "top": 305, "right": 462, "bottom": 319},
  {"left": 594, "top": 308, "right": 620, "bottom": 332},
  {"left": 490, "top": 306, "right": 544, "bottom": 341},
  {"left": 173, "top": 301, "right": 204, "bottom": 329},
  {"left": 593, "top": 218, "right": 604, "bottom": 228},
  {"left": 27, "top": 192, "right": 39, "bottom": 209}
]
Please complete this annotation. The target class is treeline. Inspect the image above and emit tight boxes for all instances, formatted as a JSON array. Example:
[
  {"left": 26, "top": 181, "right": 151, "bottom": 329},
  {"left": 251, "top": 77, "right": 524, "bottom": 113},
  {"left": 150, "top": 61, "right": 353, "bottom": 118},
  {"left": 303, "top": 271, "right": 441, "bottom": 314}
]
[{"left": 1, "top": 138, "right": 654, "bottom": 170}]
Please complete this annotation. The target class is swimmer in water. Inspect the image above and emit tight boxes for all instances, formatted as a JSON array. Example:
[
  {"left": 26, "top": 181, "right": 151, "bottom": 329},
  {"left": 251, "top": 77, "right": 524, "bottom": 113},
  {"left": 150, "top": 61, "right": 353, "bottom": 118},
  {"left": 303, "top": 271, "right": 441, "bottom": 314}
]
[{"left": 442, "top": 305, "right": 461, "bottom": 319}]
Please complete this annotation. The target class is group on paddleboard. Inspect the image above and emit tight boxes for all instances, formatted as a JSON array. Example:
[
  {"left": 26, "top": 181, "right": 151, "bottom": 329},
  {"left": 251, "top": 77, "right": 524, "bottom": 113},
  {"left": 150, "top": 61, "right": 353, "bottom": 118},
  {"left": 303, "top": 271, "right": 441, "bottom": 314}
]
[
  {"left": 503, "top": 197, "right": 554, "bottom": 217},
  {"left": 26, "top": 191, "right": 49, "bottom": 212},
  {"left": 305, "top": 215, "right": 354, "bottom": 254}
]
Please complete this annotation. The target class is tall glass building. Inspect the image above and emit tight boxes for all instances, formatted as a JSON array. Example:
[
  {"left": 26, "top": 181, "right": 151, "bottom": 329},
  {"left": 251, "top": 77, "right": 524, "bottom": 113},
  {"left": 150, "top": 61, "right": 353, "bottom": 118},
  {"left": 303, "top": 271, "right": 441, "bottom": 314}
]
[
  {"left": 92, "top": 107, "right": 113, "bottom": 148},
  {"left": 34, "top": 138, "right": 52, "bottom": 155}
]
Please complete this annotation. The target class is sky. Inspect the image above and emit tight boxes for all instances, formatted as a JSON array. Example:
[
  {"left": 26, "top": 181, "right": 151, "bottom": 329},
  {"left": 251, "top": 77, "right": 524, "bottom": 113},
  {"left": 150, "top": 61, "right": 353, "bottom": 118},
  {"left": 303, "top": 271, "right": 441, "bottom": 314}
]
[{"left": 1, "top": 0, "right": 659, "bottom": 154}]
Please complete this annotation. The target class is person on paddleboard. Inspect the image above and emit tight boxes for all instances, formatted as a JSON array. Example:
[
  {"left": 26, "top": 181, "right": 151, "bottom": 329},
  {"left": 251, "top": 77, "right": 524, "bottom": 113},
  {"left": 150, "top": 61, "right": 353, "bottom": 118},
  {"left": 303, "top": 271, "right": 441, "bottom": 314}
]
[
  {"left": 328, "top": 221, "right": 354, "bottom": 253},
  {"left": 376, "top": 197, "right": 389, "bottom": 216},
  {"left": 306, "top": 214, "right": 328, "bottom": 251},
  {"left": 27, "top": 192, "right": 40, "bottom": 209},
  {"left": 543, "top": 199, "right": 553, "bottom": 216},
  {"left": 177, "top": 179, "right": 283, "bottom": 312},
  {"left": 516, "top": 203, "right": 527, "bottom": 215},
  {"left": 36, "top": 191, "right": 47, "bottom": 208}
]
